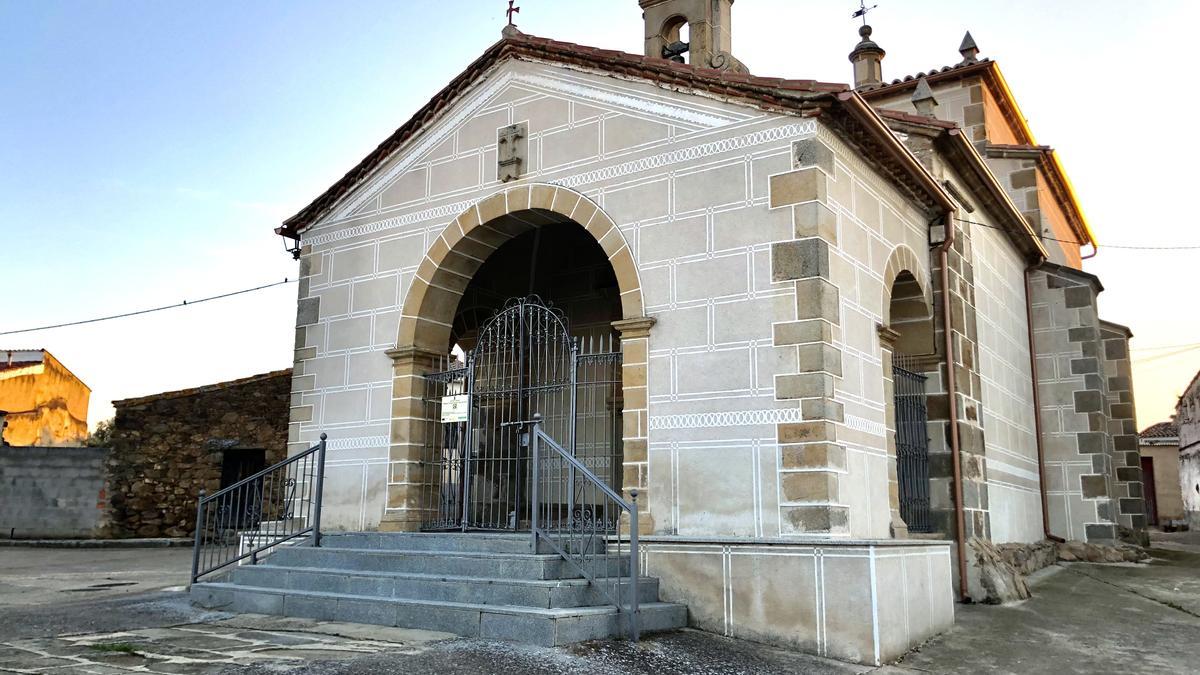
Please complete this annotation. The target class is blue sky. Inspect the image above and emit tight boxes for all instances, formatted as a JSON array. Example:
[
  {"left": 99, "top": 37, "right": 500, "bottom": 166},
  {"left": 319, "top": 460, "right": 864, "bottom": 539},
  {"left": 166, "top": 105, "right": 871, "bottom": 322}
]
[{"left": 2, "top": 0, "right": 1197, "bottom": 427}]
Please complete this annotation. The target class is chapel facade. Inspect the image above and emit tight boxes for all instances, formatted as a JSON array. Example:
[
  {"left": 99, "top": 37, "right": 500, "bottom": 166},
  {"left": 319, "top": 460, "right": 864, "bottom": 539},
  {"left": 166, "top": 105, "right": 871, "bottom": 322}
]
[{"left": 272, "top": 1, "right": 1143, "bottom": 661}]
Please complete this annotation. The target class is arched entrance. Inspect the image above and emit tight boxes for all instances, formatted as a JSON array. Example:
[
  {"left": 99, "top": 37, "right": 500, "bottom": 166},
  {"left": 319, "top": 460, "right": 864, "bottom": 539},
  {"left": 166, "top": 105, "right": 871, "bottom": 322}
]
[
  {"left": 381, "top": 185, "right": 654, "bottom": 533},
  {"left": 879, "top": 247, "right": 936, "bottom": 537}
]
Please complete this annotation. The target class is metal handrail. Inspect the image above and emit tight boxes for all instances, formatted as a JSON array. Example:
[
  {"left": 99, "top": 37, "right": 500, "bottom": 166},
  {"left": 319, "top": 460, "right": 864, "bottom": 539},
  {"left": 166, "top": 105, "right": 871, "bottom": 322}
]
[
  {"left": 530, "top": 415, "right": 640, "bottom": 641},
  {"left": 190, "top": 433, "right": 327, "bottom": 584}
]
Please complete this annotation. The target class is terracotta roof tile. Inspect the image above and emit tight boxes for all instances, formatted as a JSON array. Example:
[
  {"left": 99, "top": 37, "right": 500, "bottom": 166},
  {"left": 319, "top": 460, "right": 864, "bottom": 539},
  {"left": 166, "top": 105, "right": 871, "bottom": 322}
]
[{"left": 1140, "top": 421, "right": 1179, "bottom": 440}]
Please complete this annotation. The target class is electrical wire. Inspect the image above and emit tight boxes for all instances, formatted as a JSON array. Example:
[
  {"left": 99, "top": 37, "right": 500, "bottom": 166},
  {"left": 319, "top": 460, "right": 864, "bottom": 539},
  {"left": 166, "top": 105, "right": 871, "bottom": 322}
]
[
  {"left": 953, "top": 218, "right": 1200, "bottom": 250},
  {"left": 1132, "top": 341, "right": 1200, "bottom": 353},
  {"left": 0, "top": 278, "right": 297, "bottom": 337}
]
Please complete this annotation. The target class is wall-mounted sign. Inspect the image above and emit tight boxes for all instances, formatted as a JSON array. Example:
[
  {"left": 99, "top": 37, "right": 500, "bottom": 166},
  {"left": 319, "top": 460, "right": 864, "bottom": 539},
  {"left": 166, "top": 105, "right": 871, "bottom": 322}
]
[{"left": 440, "top": 394, "right": 469, "bottom": 423}]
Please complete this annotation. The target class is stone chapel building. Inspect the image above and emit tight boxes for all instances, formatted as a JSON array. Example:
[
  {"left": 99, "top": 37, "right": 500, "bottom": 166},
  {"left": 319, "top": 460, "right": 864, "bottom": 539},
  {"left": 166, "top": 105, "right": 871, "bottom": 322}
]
[{"left": 266, "top": 1, "right": 1143, "bottom": 662}]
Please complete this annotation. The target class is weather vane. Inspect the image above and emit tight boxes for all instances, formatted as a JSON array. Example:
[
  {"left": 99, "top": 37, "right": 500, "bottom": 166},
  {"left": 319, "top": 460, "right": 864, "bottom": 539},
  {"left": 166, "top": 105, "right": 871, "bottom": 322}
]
[
  {"left": 506, "top": 0, "right": 520, "bottom": 27},
  {"left": 852, "top": 0, "right": 878, "bottom": 25}
]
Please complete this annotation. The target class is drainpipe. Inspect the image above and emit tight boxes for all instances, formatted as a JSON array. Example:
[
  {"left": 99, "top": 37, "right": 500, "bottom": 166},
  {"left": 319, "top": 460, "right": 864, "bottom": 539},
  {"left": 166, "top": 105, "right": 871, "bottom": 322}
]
[
  {"left": 937, "top": 215, "right": 970, "bottom": 602},
  {"left": 1024, "top": 266, "right": 1066, "bottom": 544}
]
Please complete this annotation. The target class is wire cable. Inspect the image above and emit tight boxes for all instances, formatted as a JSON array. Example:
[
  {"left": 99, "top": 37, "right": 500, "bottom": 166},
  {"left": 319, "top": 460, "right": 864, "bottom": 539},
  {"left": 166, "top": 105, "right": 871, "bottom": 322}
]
[
  {"left": 0, "top": 278, "right": 297, "bottom": 337},
  {"left": 953, "top": 218, "right": 1200, "bottom": 250}
]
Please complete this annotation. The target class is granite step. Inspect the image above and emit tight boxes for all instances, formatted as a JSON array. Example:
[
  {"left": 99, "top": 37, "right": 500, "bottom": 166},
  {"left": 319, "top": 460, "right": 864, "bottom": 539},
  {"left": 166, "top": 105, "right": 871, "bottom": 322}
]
[
  {"left": 190, "top": 583, "right": 686, "bottom": 646},
  {"left": 264, "top": 546, "right": 630, "bottom": 580},
  {"left": 231, "top": 564, "right": 660, "bottom": 608},
  {"left": 320, "top": 532, "right": 608, "bottom": 555}
]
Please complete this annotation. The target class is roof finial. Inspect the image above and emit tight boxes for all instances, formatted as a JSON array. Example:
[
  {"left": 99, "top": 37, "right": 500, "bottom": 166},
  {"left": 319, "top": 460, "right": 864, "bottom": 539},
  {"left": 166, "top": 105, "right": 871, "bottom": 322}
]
[
  {"left": 912, "top": 77, "right": 939, "bottom": 117},
  {"left": 959, "top": 31, "right": 979, "bottom": 64},
  {"left": 852, "top": 0, "right": 879, "bottom": 26}
]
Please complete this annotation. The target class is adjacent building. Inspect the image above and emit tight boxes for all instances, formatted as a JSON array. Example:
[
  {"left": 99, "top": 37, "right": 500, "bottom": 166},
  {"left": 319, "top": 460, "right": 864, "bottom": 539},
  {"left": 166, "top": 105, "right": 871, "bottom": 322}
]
[
  {"left": 1138, "top": 420, "right": 1183, "bottom": 528},
  {"left": 1178, "top": 371, "right": 1200, "bottom": 528},
  {"left": 0, "top": 349, "right": 90, "bottom": 446},
  {"left": 108, "top": 370, "right": 291, "bottom": 537}
]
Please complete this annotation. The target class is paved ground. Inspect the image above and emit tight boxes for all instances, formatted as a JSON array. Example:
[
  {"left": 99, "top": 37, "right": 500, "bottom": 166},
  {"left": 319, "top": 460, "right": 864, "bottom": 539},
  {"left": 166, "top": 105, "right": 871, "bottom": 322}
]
[
  {"left": 2, "top": 539, "right": 1199, "bottom": 673},
  {"left": 0, "top": 547, "right": 194, "bottom": 608},
  {"left": 896, "top": 535, "right": 1200, "bottom": 674}
]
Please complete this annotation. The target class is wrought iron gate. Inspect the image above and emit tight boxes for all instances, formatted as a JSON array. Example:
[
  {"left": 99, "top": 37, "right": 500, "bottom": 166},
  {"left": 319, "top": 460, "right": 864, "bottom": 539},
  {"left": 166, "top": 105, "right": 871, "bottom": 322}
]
[
  {"left": 893, "top": 356, "right": 932, "bottom": 533},
  {"left": 419, "top": 297, "right": 623, "bottom": 531}
]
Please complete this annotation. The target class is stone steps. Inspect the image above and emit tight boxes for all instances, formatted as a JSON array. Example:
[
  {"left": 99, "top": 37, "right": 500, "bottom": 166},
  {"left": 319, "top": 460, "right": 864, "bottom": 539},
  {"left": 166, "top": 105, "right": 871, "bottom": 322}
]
[
  {"left": 192, "top": 583, "right": 686, "bottom": 646},
  {"left": 231, "top": 564, "right": 660, "bottom": 608},
  {"left": 263, "top": 546, "right": 630, "bottom": 580},
  {"left": 190, "top": 532, "right": 685, "bottom": 646}
]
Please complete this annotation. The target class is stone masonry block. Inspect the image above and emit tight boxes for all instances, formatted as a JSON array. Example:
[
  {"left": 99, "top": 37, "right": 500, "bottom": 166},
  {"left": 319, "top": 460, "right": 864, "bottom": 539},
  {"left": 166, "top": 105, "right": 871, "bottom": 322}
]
[
  {"left": 296, "top": 297, "right": 320, "bottom": 327},
  {"left": 796, "top": 343, "right": 842, "bottom": 376},
  {"left": 780, "top": 505, "right": 849, "bottom": 535},
  {"left": 781, "top": 442, "right": 847, "bottom": 471},
  {"left": 1064, "top": 286, "right": 1093, "bottom": 309},
  {"left": 778, "top": 421, "right": 837, "bottom": 444},
  {"left": 1077, "top": 431, "right": 1106, "bottom": 454},
  {"left": 1073, "top": 390, "right": 1104, "bottom": 414},
  {"left": 775, "top": 372, "right": 835, "bottom": 400},
  {"left": 772, "top": 239, "right": 830, "bottom": 282},
  {"left": 792, "top": 138, "right": 835, "bottom": 175},
  {"left": 1080, "top": 474, "right": 1108, "bottom": 498},
  {"left": 769, "top": 167, "right": 827, "bottom": 209},
  {"left": 773, "top": 319, "right": 833, "bottom": 346},
  {"left": 781, "top": 471, "right": 839, "bottom": 502},
  {"left": 794, "top": 202, "right": 838, "bottom": 244},
  {"left": 795, "top": 278, "right": 840, "bottom": 324},
  {"left": 801, "top": 397, "right": 844, "bottom": 423}
]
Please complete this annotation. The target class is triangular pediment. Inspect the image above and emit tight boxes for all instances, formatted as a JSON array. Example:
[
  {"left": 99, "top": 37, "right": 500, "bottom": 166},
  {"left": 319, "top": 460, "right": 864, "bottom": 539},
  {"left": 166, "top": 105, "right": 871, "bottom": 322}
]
[{"left": 309, "top": 59, "right": 759, "bottom": 228}]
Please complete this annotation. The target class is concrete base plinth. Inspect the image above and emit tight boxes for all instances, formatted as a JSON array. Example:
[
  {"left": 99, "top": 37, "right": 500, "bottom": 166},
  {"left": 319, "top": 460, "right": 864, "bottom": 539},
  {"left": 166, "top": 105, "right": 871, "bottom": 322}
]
[{"left": 639, "top": 536, "right": 955, "bottom": 666}]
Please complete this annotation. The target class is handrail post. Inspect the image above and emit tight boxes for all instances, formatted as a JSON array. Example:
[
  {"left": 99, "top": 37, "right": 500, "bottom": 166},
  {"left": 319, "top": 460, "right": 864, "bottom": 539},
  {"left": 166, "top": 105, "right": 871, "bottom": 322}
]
[
  {"left": 530, "top": 414, "right": 541, "bottom": 551},
  {"left": 311, "top": 433, "right": 328, "bottom": 547},
  {"left": 629, "top": 488, "right": 640, "bottom": 642},
  {"left": 190, "top": 489, "right": 206, "bottom": 586}
]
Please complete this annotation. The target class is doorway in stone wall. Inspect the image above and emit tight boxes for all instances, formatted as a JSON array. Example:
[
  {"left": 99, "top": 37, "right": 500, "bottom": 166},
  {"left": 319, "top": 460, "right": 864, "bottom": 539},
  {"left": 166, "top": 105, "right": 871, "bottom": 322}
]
[
  {"left": 883, "top": 265, "right": 937, "bottom": 535},
  {"left": 417, "top": 222, "right": 624, "bottom": 532}
]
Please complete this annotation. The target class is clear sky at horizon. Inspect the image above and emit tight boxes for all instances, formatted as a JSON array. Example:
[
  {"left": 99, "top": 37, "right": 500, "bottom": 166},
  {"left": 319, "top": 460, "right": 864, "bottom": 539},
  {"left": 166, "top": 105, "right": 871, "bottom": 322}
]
[{"left": 2, "top": 0, "right": 1197, "bottom": 430}]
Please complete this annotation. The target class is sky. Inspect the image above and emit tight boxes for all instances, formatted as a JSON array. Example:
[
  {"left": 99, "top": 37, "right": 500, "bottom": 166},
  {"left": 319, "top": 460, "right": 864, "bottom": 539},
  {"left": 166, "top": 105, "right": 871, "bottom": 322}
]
[{"left": 2, "top": 0, "right": 1197, "bottom": 430}]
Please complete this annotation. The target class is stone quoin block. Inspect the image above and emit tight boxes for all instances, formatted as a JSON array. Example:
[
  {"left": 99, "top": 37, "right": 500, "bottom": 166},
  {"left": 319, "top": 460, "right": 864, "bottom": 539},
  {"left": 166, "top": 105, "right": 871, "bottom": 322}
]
[
  {"left": 771, "top": 239, "right": 830, "bottom": 282},
  {"left": 769, "top": 167, "right": 828, "bottom": 209},
  {"left": 794, "top": 202, "right": 839, "bottom": 246},
  {"left": 792, "top": 138, "right": 835, "bottom": 175}
]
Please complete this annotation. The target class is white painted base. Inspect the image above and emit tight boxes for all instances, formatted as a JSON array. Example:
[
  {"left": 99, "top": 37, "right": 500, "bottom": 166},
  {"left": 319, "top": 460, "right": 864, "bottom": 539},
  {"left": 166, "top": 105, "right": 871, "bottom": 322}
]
[{"left": 639, "top": 536, "right": 955, "bottom": 665}]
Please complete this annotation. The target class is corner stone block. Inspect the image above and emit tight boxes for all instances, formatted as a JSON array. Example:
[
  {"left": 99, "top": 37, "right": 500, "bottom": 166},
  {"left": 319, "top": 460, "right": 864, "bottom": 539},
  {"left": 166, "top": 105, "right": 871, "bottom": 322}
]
[
  {"left": 781, "top": 442, "right": 847, "bottom": 471},
  {"left": 796, "top": 343, "right": 842, "bottom": 377},
  {"left": 774, "top": 319, "right": 833, "bottom": 346},
  {"left": 794, "top": 202, "right": 838, "bottom": 244},
  {"left": 801, "top": 397, "right": 844, "bottom": 423},
  {"left": 778, "top": 421, "right": 837, "bottom": 444},
  {"left": 781, "top": 471, "right": 839, "bottom": 502},
  {"left": 771, "top": 239, "right": 830, "bottom": 282},
  {"left": 795, "top": 278, "right": 841, "bottom": 325},
  {"left": 769, "top": 167, "right": 828, "bottom": 209},
  {"left": 792, "top": 138, "right": 835, "bottom": 175},
  {"left": 780, "top": 505, "right": 850, "bottom": 535},
  {"left": 775, "top": 372, "right": 835, "bottom": 400}
]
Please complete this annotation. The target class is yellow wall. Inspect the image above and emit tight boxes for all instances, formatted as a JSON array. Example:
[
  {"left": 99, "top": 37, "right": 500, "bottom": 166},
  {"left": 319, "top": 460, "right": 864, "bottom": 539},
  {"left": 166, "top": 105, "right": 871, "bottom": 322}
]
[{"left": 0, "top": 352, "right": 90, "bottom": 446}]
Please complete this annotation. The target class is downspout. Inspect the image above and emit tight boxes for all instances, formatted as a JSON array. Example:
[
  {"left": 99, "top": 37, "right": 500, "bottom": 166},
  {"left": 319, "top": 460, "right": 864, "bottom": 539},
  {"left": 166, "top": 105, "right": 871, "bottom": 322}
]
[
  {"left": 1024, "top": 265, "right": 1066, "bottom": 543},
  {"left": 938, "top": 214, "right": 970, "bottom": 602}
]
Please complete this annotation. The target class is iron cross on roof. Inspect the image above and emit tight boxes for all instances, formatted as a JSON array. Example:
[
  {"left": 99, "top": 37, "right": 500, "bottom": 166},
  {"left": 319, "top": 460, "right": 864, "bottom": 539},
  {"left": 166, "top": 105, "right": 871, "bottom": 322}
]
[
  {"left": 853, "top": 0, "right": 878, "bottom": 25},
  {"left": 506, "top": 0, "right": 520, "bottom": 27}
]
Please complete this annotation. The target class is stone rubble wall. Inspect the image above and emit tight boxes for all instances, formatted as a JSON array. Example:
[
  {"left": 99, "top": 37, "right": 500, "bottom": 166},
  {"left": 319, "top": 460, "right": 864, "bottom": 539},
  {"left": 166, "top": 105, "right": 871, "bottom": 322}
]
[
  {"left": 969, "top": 537, "right": 1147, "bottom": 604},
  {"left": 108, "top": 371, "right": 290, "bottom": 538}
]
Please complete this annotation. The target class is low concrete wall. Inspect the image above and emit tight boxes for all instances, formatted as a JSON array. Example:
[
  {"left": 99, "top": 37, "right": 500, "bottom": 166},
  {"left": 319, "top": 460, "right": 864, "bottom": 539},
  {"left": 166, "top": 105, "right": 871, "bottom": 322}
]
[
  {"left": 0, "top": 446, "right": 109, "bottom": 538},
  {"left": 640, "top": 537, "right": 954, "bottom": 665}
]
